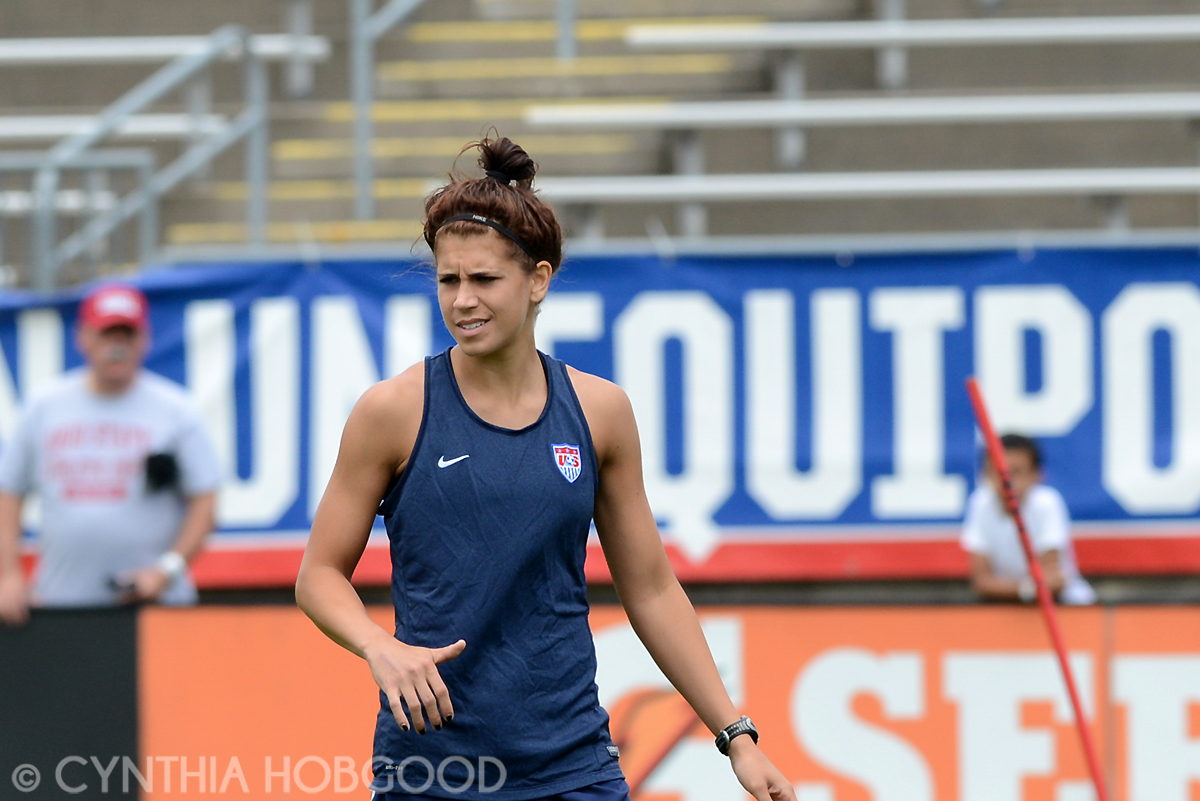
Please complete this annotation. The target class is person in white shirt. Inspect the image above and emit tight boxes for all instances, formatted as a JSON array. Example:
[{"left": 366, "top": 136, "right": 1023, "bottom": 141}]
[
  {"left": 961, "top": 433, "right": 1096, "bottom": 606},
  {"left": 0, "top": 284, "right": 221, "bottom": 626}
]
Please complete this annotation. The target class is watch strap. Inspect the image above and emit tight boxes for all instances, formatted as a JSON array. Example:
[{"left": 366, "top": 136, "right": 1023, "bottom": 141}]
[{"left": 715, "top": 716, "right": 758, "bottom": 755}]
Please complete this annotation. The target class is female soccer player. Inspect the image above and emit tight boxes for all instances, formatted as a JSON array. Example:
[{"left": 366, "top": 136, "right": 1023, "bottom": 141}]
[{"left": 296, "top": 136, "right": 796, "bottom": 801}]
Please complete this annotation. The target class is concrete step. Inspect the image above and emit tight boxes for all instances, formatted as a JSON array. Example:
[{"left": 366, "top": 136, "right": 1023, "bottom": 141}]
[
  {"left": 0, "top": 0, "right": 348, "bottom": 37},
  {"left": 392, "top": 15, "right": 768, "bottom": 60},
  {"left": 272, "top": 96, "right": 673, "bottom": 141},
  {"left": 580, "top": 193, "right": 1199, "bottom": 239},
  {"left": 471, "top": 0, "right": 856, "bottom": 22},
  {"left": 164, "top": 218, "right": 425, "bottom": 246},
  {"left": 373, "top": 53, "right": 766, "bottom": 99},
  {"left": 268, "top": 131, "right": 660, "bottom": 180},
  {"left": 906, "top": 0, "right": 1198, "bottom": 20},
  {"left": 404, "top": 16, "right": 767, "bottom": 43}
]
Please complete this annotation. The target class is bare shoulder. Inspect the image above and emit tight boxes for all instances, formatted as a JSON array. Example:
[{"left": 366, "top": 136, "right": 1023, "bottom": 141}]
[
  {"left": 565, "top": 366, "right": 636, "bottom": 464},
  {"left": 345, "top": 360, "right": 426, "bottom": 473},
  {"left": 565, "top": 366, "right": 630, "bottom": 416}
]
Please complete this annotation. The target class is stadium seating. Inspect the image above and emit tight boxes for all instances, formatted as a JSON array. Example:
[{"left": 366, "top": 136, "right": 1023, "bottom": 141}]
[
  {"left": 4, "top": 0, "right": 1200, "bottom": 279},
  {"left": 166, "top": 0, "right": 1200, "bottom": 257}
]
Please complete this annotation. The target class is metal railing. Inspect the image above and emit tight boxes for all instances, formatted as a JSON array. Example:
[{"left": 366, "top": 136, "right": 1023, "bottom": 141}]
[
  {"left": 0, "top": 114, "right": 227, "bottom": 142},
  {"left": 527, "top": 92, "right": 1200, "bottom": 130},
  {"left": 348, "top": 0, "right": 580, "bottom": 219},
  {"left": 28, "top": 25, "right": 269, "bottom": 291},
  {"left": 0, "top": 34, "right": 328, "bottom": 67},
  {"left": 628, "top": 12, "right": 1200, "bottom": 171},
  {"left": 527, "top": 91, "right": 1200, "bottom": 232},
  {"left": 349, "top": 0, "right": 430, "bottom": 220},
  {"left": 529, "top": 166, "right": 1200, "bottom": 239},
  {"left": 0, "top": 149, "right": 155, "bottom": 280}
]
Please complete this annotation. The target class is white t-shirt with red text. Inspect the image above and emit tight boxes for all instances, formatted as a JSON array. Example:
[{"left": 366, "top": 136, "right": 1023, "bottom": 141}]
[{"left": 0, "top": 369, "right": 221, "bottom": 606}]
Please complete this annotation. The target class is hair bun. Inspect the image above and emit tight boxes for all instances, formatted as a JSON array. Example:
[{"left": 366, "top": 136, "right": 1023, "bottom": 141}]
[{"left": 478, "top": 136, "right": 537, "bottom": 188}]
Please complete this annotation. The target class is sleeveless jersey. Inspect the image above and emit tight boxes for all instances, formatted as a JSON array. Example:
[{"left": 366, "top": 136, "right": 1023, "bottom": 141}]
[{"left": 371, "top": 348, "right": 624, "bottom": 800}]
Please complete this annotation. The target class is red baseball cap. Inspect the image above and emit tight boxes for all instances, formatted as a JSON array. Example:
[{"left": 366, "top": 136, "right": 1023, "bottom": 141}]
[{"left": 78, "top": 285, "right": 149, "bottom": 332}]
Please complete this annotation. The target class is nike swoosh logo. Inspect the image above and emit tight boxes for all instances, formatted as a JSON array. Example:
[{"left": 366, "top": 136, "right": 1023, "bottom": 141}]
[{"left": 438, "top": 454, "right": 470, "bottom": 468}]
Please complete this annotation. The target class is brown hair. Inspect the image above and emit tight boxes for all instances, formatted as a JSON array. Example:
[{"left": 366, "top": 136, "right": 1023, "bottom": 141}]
[{"left": 423, "top": 135, "right": 563, "bottom": 273}]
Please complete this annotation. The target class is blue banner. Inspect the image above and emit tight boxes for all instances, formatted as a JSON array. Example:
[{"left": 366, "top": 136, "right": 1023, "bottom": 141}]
[{"left": 1, "top": 247, "right": 1197, "bottom": 580}]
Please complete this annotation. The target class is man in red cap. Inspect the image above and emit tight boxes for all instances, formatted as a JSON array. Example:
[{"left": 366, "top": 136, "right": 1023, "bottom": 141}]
[{"left": 0, "top": 284, "right": 220, "bottom": 625}]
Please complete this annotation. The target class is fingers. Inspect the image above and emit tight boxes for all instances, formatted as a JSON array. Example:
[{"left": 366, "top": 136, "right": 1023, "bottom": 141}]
[
  {"left": 0, "top": 577, "right": 30, "bottom": 626},
  {"left": 431, "top": 639, "right": 466, "bottom": 664},
  {"left": 431, "top": 675, "right": 455, "bottom": 723},
  {"left": 373, "top": 640, "right": 460, "bottom": 735},
  {"left": 0, "top": 601, "right": 28, "bottom": 627},
  {"left": 399, "top": 666, "right": 454, "bottom": 733},
  {"left": 386, "top": 690, "right": 411, "bottom": 733},
  {"left": 414, "top": 681, "right": 444, "bottom": 731}
]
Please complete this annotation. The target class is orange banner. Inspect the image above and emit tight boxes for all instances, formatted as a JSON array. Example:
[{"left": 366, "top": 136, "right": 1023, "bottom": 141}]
[{"left": 136, "top": 606, "right": 1200, "bottom": 800}]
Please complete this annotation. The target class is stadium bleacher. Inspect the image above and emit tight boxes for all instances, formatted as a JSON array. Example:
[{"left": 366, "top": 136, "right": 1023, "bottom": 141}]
[{"left": 1, "top": 0, "right": 1199, "bottom": 279}]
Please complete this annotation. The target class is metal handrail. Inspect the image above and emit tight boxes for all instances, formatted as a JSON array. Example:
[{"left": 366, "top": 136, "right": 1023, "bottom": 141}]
[
  {"left": 0, "top": 113, "right": 228, "bottom": 141},
  {"left": 626, "top": 14, "right": 1200, "bottom": 49},
  {"left": 0, "top": 34, "right": 329, "bottom": 66},
  {"left": 522, "top": 166, "right": 1200, "bottom": 239},
  {"left": 346, "top": 0, "right": 582, "bottom": 219},
  {"left": 30, "top": 25, "right": 268, "bottom": 290},
  {"left": 525, "top": 91, "right": 1200, "bottom": 129},
  {"left": 0, "top": 150, "right": 154, "bottom": 270},
  {"left": 349, "top": 0, "right": 430, "bottom": 220},
  {"left": 628, "top": 13, "right": 1200, "bottom": 107},
  {"left": 533, "top": 166, "right": 1200, "bottom": 203}
]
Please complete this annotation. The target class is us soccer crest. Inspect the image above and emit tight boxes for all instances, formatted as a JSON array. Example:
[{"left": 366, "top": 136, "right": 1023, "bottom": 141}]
[{"left": 552, "top": 443, "right": 582, "bottom": 483}]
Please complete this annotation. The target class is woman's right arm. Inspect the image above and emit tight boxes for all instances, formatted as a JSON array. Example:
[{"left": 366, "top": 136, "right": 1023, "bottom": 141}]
[{"left": 296, "top": 365, "right": 463, "bottom": 733}]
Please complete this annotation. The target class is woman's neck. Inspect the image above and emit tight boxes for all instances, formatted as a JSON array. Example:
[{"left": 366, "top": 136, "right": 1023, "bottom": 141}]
[{"left": 450, "top": 340, "right": 547, "bottom": 428}]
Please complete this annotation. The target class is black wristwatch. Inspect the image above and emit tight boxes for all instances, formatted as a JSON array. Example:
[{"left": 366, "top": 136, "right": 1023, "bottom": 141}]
[{"left": 714, "top": 715, "right": 759, "bottom": 755}]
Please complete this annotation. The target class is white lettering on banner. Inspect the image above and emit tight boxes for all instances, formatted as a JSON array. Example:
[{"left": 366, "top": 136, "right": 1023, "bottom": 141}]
[
  {"left": 975, "top": 285, "right": 1093, "bottom": 435},
  {"left": 6, "top": 309, "right": 65, "bottom": 531},
  {"left": 310, "top": 296, "right": 382, "bottom": 518},
  {"left": 870, "top": 288, "right": 966, "bottom": 518},
  {"left": 593, "top": 617, "right": 743, "bottom": 801},
  {"left": 793, "top": 649, "right": 933, "bottom": 801},
  {"left": 1102, "top": 283, "right": 1200, "bottom": 514},
  {"left": 593, "top": 617, "right": 742, "bottom": 708},
  {"left": 944, "top": 652, "right": 1094, "bottom": 801},
  {"left": 1114, "top": 656, "right": 1200, "bottom": 801},
  {"left": 0, "top": 336, "right": 19, "bottom": 442},
  {"left": 18, "top": 308, "right": 63, "bottom": 400},
  {"left": 385, "top": 295, "right": 431, "bottom": 378},
  {"left": 0, "top": 308, "right": 65, "bottom": 441},
  {"left": 185, "top": 299, "right": 300, "bottom": 527},
  {"left": 1055, "top": 782, "right": 1096, "bottom": 801},
  {"left": 640, "top": 741, "right": 747, "bottom": 801},
  {"left": 535, "top": 293, "right": 604, "bottom": 357},
  {"left": 745, "top": 289, "right": 862, "bottom": 519},
  {"left": 614, "top": 292, "right": 733, "bottom": 561}
]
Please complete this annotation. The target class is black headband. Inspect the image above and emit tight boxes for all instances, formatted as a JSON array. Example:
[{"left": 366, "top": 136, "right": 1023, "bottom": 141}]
[
  {"left": 440, "top": 213, "right": 539, "bottom": 263},
  {"left": 484, "top": 169, "right": 512, "bottom": 185}
]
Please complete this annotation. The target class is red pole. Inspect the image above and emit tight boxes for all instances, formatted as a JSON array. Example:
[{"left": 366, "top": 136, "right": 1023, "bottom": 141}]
[{"left": 964, "top": 377, "right": 1110, "bottom": 801}]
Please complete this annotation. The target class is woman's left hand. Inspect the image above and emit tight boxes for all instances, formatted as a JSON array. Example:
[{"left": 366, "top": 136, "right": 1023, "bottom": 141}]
[{"left": 728, "top": 738, "right": 797, "bottom": 801}]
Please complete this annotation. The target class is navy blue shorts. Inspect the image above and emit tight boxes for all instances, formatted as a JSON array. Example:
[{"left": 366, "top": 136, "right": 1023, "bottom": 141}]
[{"left": 374, "top": 776, "right": 632, "bottom": 801}]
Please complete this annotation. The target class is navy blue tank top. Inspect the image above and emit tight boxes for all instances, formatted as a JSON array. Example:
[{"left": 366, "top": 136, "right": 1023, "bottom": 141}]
[{"left": 372, "top": 348, "right": 624, "bottom": 800}]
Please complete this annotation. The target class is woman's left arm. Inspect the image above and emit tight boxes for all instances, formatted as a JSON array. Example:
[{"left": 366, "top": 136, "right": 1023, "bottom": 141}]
[{"left": 578, "top": 373, "right": 797, "bottom": 801}]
